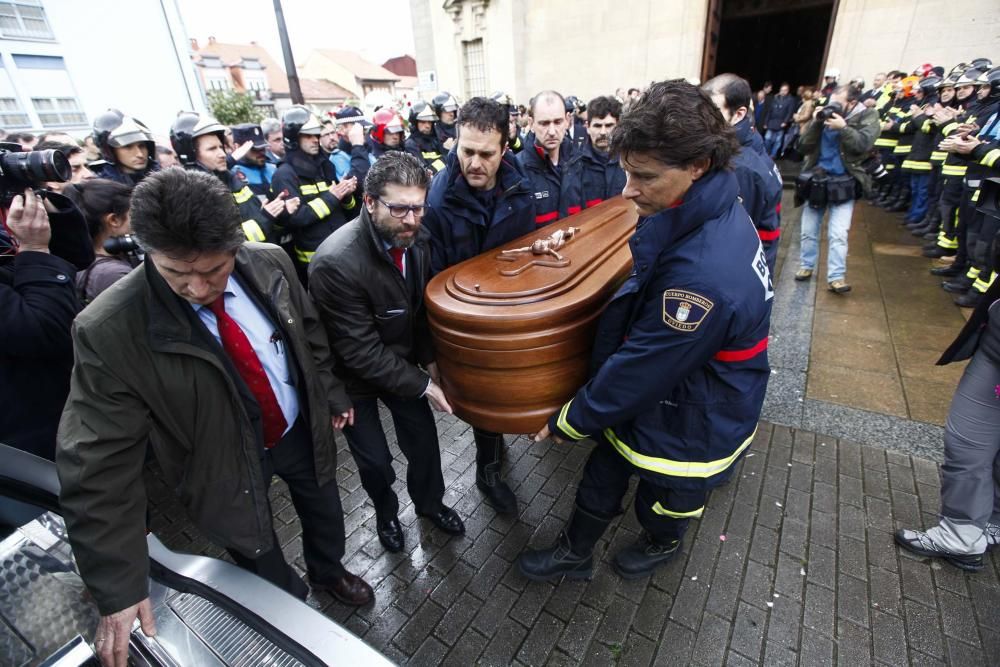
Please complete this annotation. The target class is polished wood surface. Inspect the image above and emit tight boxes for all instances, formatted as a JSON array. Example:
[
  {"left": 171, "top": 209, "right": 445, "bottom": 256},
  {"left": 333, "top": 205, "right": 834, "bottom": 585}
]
[{"left": 426, "top": 196, "right": 638, "bottom": 433}]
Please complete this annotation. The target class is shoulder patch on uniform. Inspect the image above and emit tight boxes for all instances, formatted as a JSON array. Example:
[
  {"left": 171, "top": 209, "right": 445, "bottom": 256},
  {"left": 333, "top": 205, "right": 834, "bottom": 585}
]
[{"left": 662, "top": 289, "right": 714, "bottom": 332}]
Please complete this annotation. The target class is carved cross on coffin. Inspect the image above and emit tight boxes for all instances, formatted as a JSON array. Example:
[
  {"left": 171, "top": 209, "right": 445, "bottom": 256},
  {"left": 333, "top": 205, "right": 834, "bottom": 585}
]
[{"left": 495, "top": 226, "right": 579, "bottom": 277}]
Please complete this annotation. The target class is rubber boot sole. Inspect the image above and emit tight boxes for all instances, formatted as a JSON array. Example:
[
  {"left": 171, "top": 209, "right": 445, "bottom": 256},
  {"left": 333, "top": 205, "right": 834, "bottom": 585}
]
[
  {"left": 518, "top": 560, "right": 592, "bottom": 582},
  {"left": 893, "top": 532, "right": 983, "bottom": 572}
]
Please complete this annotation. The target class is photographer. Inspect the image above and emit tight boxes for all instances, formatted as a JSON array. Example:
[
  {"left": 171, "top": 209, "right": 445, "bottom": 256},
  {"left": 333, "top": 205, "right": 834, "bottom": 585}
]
[
  {"left": 0, "top": 188, "right": 89, "bottom": 459},
  {"left": 793, "top": 85, "right": 880, "bottom": 293},
  {"left": 66, "top": 179, "right": 136, "bottom": 303}
]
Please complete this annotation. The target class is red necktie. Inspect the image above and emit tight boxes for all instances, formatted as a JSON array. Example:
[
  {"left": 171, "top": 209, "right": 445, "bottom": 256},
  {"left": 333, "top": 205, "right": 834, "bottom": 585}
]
[
  {"left": 209, "top": 297, "right": 287, "bottom": 448},
  {"left": 389, "top": 247, "right": 405, "bottom": 275}
]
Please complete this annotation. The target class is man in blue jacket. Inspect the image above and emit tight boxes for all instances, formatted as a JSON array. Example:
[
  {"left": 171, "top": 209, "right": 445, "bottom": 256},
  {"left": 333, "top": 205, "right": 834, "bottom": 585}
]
[
  {"left": 703, "top": 74, "right": 784, "bottom": 274},
  {"left": 579, "top": 95, "right": 627, "bottom": 209},
  {"left": 763, "top": 83, "right": 796, "bottom": 158},
  {"left": 518, "top": 80, "right": 774, "bottom": 582},
  {"left": 518, "top": 90, "right": 584, "bottom": 227},
  {"left": 422, "top": 97, "right": 535, "bottom": 514}
]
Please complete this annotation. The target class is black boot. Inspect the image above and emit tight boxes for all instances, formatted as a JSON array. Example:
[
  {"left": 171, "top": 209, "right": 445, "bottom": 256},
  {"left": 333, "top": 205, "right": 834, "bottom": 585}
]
[
  {"left": 922, "top": 245, "right": 955, "bottom": 259},
  {"left": 518, "top": 506, "right": 612, "bottom": 582},
  {"left": 930, "top": 263, "right": 963, "bottom": 277},
  {"left": 474, "top": 430, "right": 518, "bottom": 515},
  {"left": 911, "top": 221, "right": 938, "bottom": 237},
  {"left": 612, "top": 532, "right": 683, "bottom": 579}
]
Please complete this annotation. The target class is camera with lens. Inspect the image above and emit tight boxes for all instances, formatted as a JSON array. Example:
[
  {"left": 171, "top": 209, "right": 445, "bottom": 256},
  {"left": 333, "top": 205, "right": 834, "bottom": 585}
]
[
  {"left": 103, "top": 233, "right": 140, "bottom": 256},
  {"left": 817, "top": 102, "right": 844, "bottom": 122},
  {"left": 0, "top": 142, "right": 70, "bottom": 208}
]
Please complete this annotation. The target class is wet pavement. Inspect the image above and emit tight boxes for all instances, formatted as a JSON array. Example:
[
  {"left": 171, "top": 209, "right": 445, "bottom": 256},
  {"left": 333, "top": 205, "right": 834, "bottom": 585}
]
[{"left": 146, "top": 196, "right": 1000, "bottom": 665}]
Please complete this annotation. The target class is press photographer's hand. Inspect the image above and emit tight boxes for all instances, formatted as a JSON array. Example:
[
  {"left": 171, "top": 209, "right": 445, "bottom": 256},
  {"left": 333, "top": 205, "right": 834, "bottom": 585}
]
[{"left": 7, "top": 189, "right": 51, "bottom": 253}]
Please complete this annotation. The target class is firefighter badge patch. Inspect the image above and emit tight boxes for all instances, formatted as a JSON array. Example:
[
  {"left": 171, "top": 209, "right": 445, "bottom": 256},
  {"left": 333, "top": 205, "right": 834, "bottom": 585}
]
[{"left": 663, "top": 289, "right": 713, "bottom": 331}]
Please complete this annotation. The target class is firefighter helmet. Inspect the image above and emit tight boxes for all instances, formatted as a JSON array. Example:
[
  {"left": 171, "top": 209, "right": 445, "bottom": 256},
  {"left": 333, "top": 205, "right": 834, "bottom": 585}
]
[
  {"left": 490, "top": 91, "right": 518, "bottom": 117},
  {"left": 408, "top": 100, "right": 438, "bottom": 127},
  {"left": 956, "top": 68, "right": 985, "bottom": 86},
  {"left": 371, "top": 108, "right": 405, "bottom": 146},
  {"left": 92, "top": 109, "right": 156, "bottom": 164},
  {"left": 169, "top": 112, "right": 227, "bottom": 167},
  {"left": 970, "top": 57, "right": 993, "bottom": 72},
  {"left": 280, "top": 105, "right": 323, "bottom": 151},
  {"left": 431, "top": 92, "right": 459, "bottom": 117},
  {"left": 976, "top": 66, "right": 1000, "bottom": 94},
  {"left": 917, "top": 76, "right": 942, "bottom": 98}
]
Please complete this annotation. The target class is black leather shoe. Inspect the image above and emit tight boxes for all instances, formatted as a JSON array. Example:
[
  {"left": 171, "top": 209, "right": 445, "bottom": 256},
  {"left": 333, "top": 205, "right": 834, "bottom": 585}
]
[
  {"left": 418, "top": 506, "right": 465, "bottom": 536},
  {"left": 376, "top": 517, "right": 404, "bottom": 553},
  {"left": 930, "top": 264, "right": 963, "bottom": 277},
  {"left": 612, "top": 533, "right": 681, "bottom": 579},
  {"left": 313, "top": 571, "right": 375, "bottom": 606},
  {"left": 518, "top": 531, "right": 593, "bottom": 582},
  {"left": 894, "top": 529, "right": 983, "bottom": 572},
  {"left": 954, "top": 290, "right": 983, "bottom": 308},
  {"left": 922, "top": 246, "right": 955, "bottom": 259},
  {"left": 942, "top": 277, "right": 973, "bottom": 294}
]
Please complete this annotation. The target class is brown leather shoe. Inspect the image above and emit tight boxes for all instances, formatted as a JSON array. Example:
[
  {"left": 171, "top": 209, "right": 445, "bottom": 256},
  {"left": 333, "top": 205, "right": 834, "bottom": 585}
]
[{"left": 315, "top": 572, "right": 374, "bottom": 606}]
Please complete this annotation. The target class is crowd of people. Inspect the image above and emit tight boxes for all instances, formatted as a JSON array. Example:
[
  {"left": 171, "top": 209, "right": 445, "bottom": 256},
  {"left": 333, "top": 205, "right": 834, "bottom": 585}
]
[{"left": 1, "top": 57, "right": 999, "bottom": 666}]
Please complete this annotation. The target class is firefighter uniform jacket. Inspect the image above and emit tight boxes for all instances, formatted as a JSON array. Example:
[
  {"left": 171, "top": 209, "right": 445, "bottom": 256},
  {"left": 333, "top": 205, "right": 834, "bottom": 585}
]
[
  {"left": 232, "top": 160, "right": 276, "bottom": 198},
  {"left": 549, "top": 169, "right": 773, "bottom": 491},
  {"left": 732, "top": 116, "right": 783, "bottom": 270},
  {"left": 404, "top": 131, "right": 447, "bottom": 174},
  {"left": 229, "top": 173, "right": 279, "bottom": 244},
  {"left": 516, "top": 138, "right": 584, "bottom": 227},
  {"left": 578, "top": 140, "right": 627, "bottom": 209},
  {"left": 900, "top": 105, "right": 936, "bottom": 174},
  {"left": 270, "top": 149, "right": 359, "bottom": 265}
]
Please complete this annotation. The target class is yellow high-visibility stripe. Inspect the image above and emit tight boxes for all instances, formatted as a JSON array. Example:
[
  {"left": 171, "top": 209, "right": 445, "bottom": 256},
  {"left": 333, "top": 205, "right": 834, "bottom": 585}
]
[
  {"left": 930, "top": 151, "right": 947, "bottom": 162},
  {"left": 971, "top": 189, "right": 980, "bottom": 203},
  {"left": 874, "top": 138, "right": 898, "bottom": 147},
  {"left": 295, "top": 247, "right": 315, "bottom": 263},
  {"left": 980, "top": 149, "right": 1000, "bottom": 168},
  {"left": 942, "top": 122, "right": 959, "bottom": 136},
  {"left": 935, "top": 232, "right": 958, "bottom": 249},
  {"left": 885, "top": 163, "right": 895, "bottom": 170},
  {"left": 233, "top": 186, "right": 254, "bottom": 204},
  {"left": 652, "top": 502, "right": 705, "bottom": 519},
  {"left": 892, "top": 144, "right": 912, "bottom": 154},
  {"left": 431, "top": 159, "right": 445, "bottom": 172},
  {"left": 603, "top": 426, "right": 756, "bottom": 478},
  {"left": 973, "top": 277, "right": 990, "bottom": 293},
  {"left": 941, "top": 164, "right": 967, "bottom": 176},
  {"left": 901, "top": 160, "right": 932, "bottom": 171},
  {"left": 966, "top": 266, "right": 980, "bottom": 280},
  {"left": 308, "top": 197, "right": 331, "bottom": 218},
  {"left": 316, "top": 181, "right": 329, "bottom": 191},
  {"left": 241, "top": 220, "right": 266, "bottom": 242},
  {"left": 557, "top": 401, "right": 588, "bottom": 440},
  {"left": 300, "top": 184, "right": 319, "bottom": 195},
  {"left": 421, "top": 151, "right": 441, "bottom": 160},
  {"left": 343, "top": 196, "right": 357, "bottom": 210}
]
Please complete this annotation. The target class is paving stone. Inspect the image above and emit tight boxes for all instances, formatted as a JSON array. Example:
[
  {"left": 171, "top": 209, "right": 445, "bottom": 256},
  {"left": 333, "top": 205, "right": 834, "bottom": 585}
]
[
  {"left": 936, "top": 588, "right": 980, "bottom": 647},
  {"left": 651, "top": 620, "right": 695, "bottom": 664},
  {"left": 872, "top": 610, "right": 906, "bottom": 664},
  {"left": 556, "top": 603, "right": 602, "bottom": 660},
  {"left": 750, "top": 524, "right": 780, "bottom": 567},
  {"left": 393, "top": 598, "right": 445, "bottom": 655},
  {"left": 799, "top": 628, "right": 835, "bottom": 666},
  {"left": 900, "top": 558, "right": 937, "bottom": 607},
  {"left": 903, "top": 599, "right": 945, "bottom": 658},
  {"left": 408, "top": 636, "right": 448, "bottom": 666},
  {"left": 945, "top": 637, "right": 985, "bottom": 666},
  {"left": 620, "top": 630, "right": 657, "bottom": 667},
  {"left": 593, "top": 595, "right": 638, "bottom": 646},
  {"left": 838, "top": 535, "right": 867, "bottom": 580},
  {"left": 762, "top": 642, "right": 798, "bottom": 666},
  {"left": 868, "top": 566, "right": 902, "bottom": 616},
  {"left": 669, "top": 577, "right": 710, "bottom": 631},
  {"left": 633, "top": 585, "right": 673, "bottom": 640},
  {"left": 806, "top": 544, "right": 836, "bottom": 590},
  {"left": 479, "top": 617, "right": 529, "bottom": 667},
  {"left": 433, "top": 591, "right": 481, "bottom": 646},
  {"left": 515, "top": 611, "right": 563, "bottom": 666},
  {"left": 804, "top": 583, "right": 836, "bottom": 637},
  {"left": 441, "top": 628, "right": 488, "bottom": 667},
  {"left": 470, "top": 583, "right": 518, "bottom": 634},
  {"left": 887, "top": 463, "right": 917, "bottom": 494},
  {"left": 835, "top": 618, "right": 872, "bottom": 667},
  {"left": 691, "top": 613, "right": 731, "bottom": 666},
  {"left": 740, "top": 559, "right": 775, "bottom": 608},
  {"left": 729, "top": 601, "right": 767, "bottom": 660}
]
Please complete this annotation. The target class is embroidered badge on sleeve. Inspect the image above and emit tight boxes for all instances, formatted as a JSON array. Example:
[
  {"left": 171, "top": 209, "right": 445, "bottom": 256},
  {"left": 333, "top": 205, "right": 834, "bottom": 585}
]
[{"left": 662, "top": 289, "right": 714, "bottom": 332}]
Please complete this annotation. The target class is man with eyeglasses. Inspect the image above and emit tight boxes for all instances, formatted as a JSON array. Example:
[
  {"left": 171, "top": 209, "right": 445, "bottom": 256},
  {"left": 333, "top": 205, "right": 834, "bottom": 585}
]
[{"left": 308, "top": 151, "right": 465, "bottom": 553}]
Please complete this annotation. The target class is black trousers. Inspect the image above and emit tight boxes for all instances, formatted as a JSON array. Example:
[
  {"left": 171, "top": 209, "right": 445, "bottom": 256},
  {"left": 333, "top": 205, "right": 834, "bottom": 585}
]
[
  {"left": 342, "top": 394, "right": 445, "bottom": 519},
  {"left": 575, "top": 437, "right": 707, "bottom": 544},
  {"left": 227, "top": 417, "right": 347, "bottom": 599}
]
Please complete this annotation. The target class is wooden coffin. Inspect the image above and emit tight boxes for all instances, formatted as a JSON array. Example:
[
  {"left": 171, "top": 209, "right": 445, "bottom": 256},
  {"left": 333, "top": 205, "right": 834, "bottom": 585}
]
[{"left": 425, "top": 196, "right": 638, "bottom": 434}]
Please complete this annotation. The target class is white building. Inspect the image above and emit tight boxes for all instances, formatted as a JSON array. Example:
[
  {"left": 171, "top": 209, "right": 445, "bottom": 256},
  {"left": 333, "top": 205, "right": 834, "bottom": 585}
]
[{"left": 0, "top": 0, "right": 204, "bottom": 140}]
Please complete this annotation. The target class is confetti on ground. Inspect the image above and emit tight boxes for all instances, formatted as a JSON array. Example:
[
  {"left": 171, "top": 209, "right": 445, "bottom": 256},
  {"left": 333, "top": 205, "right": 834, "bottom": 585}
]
[
  {"left": 773, "top": 593, "right": 780, "bottom": 598},
  {"left": 746, "top": 453, "right": 755, "bottom": 458},
  {"left": 691, "top": 576, "right": 698, "bottom": 581},
  {"left": 787, "top": 463, "right": 792, "bottom": 467},
  {"left": 720, "top": 535, "right": 727, "bottom": 542},
  {"left": 775, "top": 502, "right": 783, "bottom": 508},
  {"left": 766, "top": 601, "right": 774, "bottom": 608},
  {"left": 800, "top": 568, "right": 806, "bottom": 576}
]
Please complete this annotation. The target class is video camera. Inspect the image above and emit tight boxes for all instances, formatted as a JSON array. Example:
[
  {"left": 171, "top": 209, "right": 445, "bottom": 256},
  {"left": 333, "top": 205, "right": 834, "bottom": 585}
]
[
  {"left": 103, "top": 233, "right": 142, "bottom": 258},
  {"left": 0, "top": 142, "right": 70, "bottom": 208}
]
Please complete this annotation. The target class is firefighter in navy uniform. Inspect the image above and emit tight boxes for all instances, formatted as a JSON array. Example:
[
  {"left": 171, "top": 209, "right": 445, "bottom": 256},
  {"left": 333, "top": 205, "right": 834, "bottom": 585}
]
[
  {"left": 578, "top": 95, "right": 627, "bottom": 210},
  {"left": 898, "top": 75, "right": 942, "bottom": 226},
  {"left": 518, "top": 80, "right": 773, "bottom": 582},
  {"left": 270, "top": 106, "right": 360, "bottom": 283},
  {"left": 933, "top": 67, "right": 992, "bottom": 284},
  {"left": 91, "top": 109, "right": 159, "bottom": 185},
  {"left": 946, "top": 66, "right": 1000, "bottom": 308},
  {"left": 911, "top": 69, "right": 964, "bottom": 242},
  {"left": 703, "top": 74, "right": 783, "bottom": 275},
  {"left": 518, "top": 90, "right": 584, "bottom": 227},
  {"left": 404, "top": 101, "right": 446, "bottom": 174},
  {"left": 170, "top": 112, "right": 294, "bottom": 246},
  {"left": 432, "top": 92, "right": 460, "bottom": 146},
  {"left": 565, "top": 95, "right": 588, "bottom": 154},
  {"left": 491, "top": 91, "right": 524, "bottom": 154},
  {"left": 882, "top": 76, "right": 921, "bottom": 213},
  {"left": 231, "top": 123, "right": 277, "bottom": 198}
]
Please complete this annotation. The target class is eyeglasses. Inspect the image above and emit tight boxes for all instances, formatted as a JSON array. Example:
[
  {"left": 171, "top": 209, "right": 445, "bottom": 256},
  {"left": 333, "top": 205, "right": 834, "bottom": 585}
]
[{"left": 377, "top": 198, "right": 429, "bottom": 219}]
